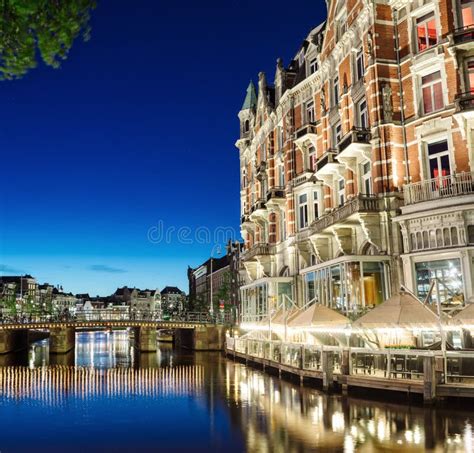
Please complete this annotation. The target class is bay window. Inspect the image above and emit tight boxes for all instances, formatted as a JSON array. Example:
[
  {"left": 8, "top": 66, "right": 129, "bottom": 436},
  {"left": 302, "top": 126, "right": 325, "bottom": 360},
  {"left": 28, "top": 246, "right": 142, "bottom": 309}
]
[
  {"left": 306, "top": 100, "right": 315, "bottom": 123},
  {"left": 466, "top": 59, "right": 474, "bottom": 93},
  {"left": 421, "top": 71, "right": 444, "bottom": 114},
  {"left": 357, "top": 98, "right": 368, "bottom": 128},
  {"left": 361, "top": 161, "right": 372, "bottom": 195},
  {"left": 298, "top": 193, "right": 309, "bottom": 229},
  {"left": 416, "top": 11, "right": 437, "bottom": 52},
  {"left": 337, "top": 178, "right": 345, "bottom": 207}
]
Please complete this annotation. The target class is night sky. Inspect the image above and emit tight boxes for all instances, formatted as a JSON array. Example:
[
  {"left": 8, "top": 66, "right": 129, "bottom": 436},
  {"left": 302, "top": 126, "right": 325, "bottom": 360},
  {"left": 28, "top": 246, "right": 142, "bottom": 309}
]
[{"left": 0, "top": 0, "right": 327, "bottom": 295}]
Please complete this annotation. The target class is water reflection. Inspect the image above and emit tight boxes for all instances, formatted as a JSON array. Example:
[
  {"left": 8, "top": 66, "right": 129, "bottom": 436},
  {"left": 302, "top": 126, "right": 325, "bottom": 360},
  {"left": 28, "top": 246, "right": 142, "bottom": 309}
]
[
  {"left": 0, "top": 331, "right": 472, "bottom": 452},
  {"left": 223, "top": 360, "right": 474, "bottom": 452}
]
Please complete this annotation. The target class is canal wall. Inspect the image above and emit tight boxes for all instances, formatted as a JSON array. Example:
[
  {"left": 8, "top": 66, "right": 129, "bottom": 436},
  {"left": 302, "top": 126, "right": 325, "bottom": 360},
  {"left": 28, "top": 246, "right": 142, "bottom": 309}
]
[{"left": 175, "top": 325, "right": 226, "bottom": 351}]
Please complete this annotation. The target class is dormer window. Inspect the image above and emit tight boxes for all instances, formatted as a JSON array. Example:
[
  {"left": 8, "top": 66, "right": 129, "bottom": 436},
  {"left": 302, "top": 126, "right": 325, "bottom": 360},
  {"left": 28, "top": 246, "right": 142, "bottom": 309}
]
[
  {"left": 309, "top": 58, "right": 318, "bottom": 75},
  {"left": 335, "top": 0, "right": 348, "bottom": 41}
]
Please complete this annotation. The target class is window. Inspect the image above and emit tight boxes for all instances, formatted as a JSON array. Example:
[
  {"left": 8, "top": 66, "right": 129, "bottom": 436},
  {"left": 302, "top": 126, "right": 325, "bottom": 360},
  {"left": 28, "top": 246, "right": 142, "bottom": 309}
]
[
  {"left": 280, "top": 211, "right": 286, "bottom": 241},
  {"left": 357, "top": 99, "right": 369, "bottom": 128},
  {"left": 278, "top": 126, "right": 284, "bottom": 150},
  {"left": 337, "top": 178, "right": 345, "bottom": 206},
  {"left": 467, "top": 59, "right": 474, "bottom": 93},
  {"left": 298, "top": 194, "right": 309, "bottom": 228},
  {"left": 421, "top": 71, "right": 444, "bottom": 114},
  {"left": 333, "top": 122, "right": 342, "bottom": 147},
  {"left": 306, "top": 100, "right": 315, "bottom": 123},
  {"left": 361, "top": 161, "right": 372, "bottom": 194},
  {"left": 313, "top": 190, "right": 320, "bottom": 219},
  {"left": 416, "top": 12, "right": 437, "bottom": 52},
  {"left": 262, "top": 142, "right": 267, "bottom": 161},
  {"left": 308, "top": 146, "right": 317, "bottom": 171},
  {"left": 355, "top": 48, "right": 364, "bottom": 81},
  {"left": 333, "top": 75, "right": 340, "bottom": 106},
  {"left": 461, "top": 0, "right": 474, "bottom": 27},
  {"left": 309, "top": 58, "right": 318, "bottom": 75},
  {"left": 336, "top": 9, "right": 348, "bottom": 41},
  {"left": 278, "top": 164, "right": 285, "bottom": 187},
  {"left": 427, "top": 140, "right": 451, "bottom": 179}
]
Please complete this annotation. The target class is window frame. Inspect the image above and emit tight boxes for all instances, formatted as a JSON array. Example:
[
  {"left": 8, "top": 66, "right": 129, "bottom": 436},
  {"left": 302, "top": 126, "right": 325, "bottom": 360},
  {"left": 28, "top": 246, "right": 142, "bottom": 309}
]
[
  {"left": 298, "top": 193, "right": 309, "bottom": 229},
  {"left": 414, "top": 10, "right": 438, "bottom": 53},
  {"left": 420, "top": 70, "right": 444, "bottom": 115}
]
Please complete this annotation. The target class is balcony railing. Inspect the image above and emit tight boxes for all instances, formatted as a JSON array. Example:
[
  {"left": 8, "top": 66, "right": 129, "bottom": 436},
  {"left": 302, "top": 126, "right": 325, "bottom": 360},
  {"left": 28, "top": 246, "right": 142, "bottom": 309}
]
[
  {"left": 311, "top": 194, "right": 380, "bottom": 233},
  {"left": 315, "top": 149, "right": 338, "bottom": 172},
  {"left": 294, "top": 123, "right": 317, "bottom": 140},
  {"left": 455, "top": 91, "right": 474, "bottom": 112},
  {"left": 291, "top": 170, "right": 314, "bottom": 187},
  {"left": 453, "top": 24, "right": 474, "bottom": 46},
  {"left": 339, "top": 127, "right": 371, "bottom": 153},
  {"left": 249, "top": 198, "right": 267, "bottom": 214},
  {"left": 242, "top": 243, "right": 275, "bottom": 260},
  {"left": 266, "top": 186, "right": 285, "bottom": 201},
  {"left": 403, "top": 171, "right": 474, "bottom": 206}
]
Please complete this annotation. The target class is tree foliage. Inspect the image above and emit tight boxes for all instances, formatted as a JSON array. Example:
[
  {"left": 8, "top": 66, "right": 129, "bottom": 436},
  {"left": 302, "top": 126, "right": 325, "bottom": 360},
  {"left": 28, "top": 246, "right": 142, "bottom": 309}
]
[{"left": 0, "top": 0, "right": 96, "bottom": 80}]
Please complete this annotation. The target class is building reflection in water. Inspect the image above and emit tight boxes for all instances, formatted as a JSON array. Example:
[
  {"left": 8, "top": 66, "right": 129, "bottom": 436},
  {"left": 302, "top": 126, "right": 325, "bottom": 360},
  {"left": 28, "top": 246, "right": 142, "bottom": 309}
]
[
  {"left": 223, "top": 360, "right": 474, "bottom": 452},
  {"left": 0, "top": 331, "right": 472, "bottom": 452}
]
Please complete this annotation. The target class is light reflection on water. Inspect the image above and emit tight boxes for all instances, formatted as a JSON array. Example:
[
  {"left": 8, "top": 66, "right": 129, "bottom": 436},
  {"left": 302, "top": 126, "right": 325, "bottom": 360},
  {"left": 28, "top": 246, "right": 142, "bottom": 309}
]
[{"left": 0, "top": 331, "right": 472, "bottom": 452}]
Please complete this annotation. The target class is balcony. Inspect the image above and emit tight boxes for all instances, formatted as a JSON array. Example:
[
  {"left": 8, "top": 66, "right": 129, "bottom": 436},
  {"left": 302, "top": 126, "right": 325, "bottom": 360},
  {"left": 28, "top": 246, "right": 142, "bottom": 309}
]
[
  {"left": 314, "top": 149, "right": 344, "bottom": 185},
  {"left": 338, "top": 127, "right": 371, "bottom": 154},
  {"left": 255, "top": 161, "right": 267, "bottom": 180},
  {"left": 291, "top": 170, "right": 315, "bottom": 188},
  {"left": 455, "top": 92, "right": 474, "bottom": 114},
  {"left": 403, "top": 171, "right": 474, "bottom": 206},
  {"left": 294, "top": 123, "right": 318, "bottom": 151},
  {"left": 311, "top": 194, "right": 381, "bottom": 234},
  {"left": 249, "top": 198, "right": 267, "bottom": 221},
  {"left": 266, "top": 187, "right": 286, "bottom": 208},
  {"left": 242, "top": 243, "right": 276, "bottom": 261},
  {"left": 452, "top": 25, "right": 474, "bottom": 49}
]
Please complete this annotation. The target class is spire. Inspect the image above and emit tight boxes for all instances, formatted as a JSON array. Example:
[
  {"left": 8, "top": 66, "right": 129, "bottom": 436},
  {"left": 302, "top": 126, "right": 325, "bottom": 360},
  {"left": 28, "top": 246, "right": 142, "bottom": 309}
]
[{"left": 241, "top": 80, "right": 257, "bottom": 110}]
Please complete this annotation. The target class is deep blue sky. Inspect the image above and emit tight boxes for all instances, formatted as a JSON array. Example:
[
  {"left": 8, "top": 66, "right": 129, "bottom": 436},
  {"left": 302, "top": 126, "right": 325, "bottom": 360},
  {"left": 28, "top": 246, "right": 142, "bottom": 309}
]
[{"left": 0, "top": 0, "right": 326, "bottom": 295}]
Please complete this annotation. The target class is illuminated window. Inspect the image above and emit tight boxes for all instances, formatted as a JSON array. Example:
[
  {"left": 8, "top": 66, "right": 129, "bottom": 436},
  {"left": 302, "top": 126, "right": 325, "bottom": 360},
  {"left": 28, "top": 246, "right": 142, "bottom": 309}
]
[
  {"left": 421, "top": 71, "right": 444, "bottom": 114},
  {"left": 427, "top": 140, "right": 450, "bottom": 179},
  {"left": 416, "top": 12, "right": 437, "bottom": 52},
  {"left": 461, "top": 0, "right": 474, "bottom": 27}
]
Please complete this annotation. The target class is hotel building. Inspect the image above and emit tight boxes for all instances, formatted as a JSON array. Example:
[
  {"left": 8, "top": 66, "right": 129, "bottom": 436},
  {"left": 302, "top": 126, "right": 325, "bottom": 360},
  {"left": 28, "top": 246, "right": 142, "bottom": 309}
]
[{"left": 236, "top": 0, "right": 474, "bottom": 324}]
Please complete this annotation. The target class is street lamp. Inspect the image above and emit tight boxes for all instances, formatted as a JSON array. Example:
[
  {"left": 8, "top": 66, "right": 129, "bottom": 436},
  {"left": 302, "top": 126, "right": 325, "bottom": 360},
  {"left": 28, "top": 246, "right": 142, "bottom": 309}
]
[{"left": 209, "top": 244, "right": 222, "bottom": 315}]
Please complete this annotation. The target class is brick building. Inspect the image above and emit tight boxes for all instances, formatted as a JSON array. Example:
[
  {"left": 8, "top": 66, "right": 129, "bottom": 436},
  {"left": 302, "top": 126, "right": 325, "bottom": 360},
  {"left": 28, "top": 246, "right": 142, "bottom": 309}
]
[{"left": 236, "top": 0, "right": 474, "bottom": 324}]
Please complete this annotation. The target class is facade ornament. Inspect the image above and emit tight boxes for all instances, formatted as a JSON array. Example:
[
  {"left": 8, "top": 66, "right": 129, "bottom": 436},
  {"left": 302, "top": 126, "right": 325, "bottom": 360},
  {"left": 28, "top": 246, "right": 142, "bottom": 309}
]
[
  {"left": 382, "top": 83, "right": 393, "bottom": 123},
  {"left": 367, "top": 31, "right": 374, "bottom": 60},
  {"left": 320, "top": 87, "right": 326, "bottom": 114}
]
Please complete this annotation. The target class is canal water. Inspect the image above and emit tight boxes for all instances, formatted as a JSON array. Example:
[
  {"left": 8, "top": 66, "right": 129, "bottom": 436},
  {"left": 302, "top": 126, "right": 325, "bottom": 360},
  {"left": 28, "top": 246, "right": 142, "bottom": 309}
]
[{"left": 0, "top": 331, "right": 472, "bottom": 452}]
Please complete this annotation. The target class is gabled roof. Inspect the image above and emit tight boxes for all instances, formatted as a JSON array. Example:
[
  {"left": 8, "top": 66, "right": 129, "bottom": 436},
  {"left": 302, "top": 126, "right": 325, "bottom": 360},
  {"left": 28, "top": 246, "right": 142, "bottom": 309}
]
[
  {"left": 241, "top": 80, "right": 257, "bottom": 110},
  {"left": 161, "top": 286, "right": 183, "bottom": 295}
]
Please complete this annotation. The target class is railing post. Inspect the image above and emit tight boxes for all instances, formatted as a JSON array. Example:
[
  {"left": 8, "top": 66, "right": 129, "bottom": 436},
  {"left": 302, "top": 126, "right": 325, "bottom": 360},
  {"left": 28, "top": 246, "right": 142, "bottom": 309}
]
[{"left": 423, "top": 355, "right": 437, "bottom": 403}]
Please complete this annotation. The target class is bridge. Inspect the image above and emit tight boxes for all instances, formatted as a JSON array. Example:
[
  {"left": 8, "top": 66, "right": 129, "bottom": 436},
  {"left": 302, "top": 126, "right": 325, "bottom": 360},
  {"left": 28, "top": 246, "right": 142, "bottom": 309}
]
[{"left": 0, "top": 311, "right": 231, "bottom": 354}]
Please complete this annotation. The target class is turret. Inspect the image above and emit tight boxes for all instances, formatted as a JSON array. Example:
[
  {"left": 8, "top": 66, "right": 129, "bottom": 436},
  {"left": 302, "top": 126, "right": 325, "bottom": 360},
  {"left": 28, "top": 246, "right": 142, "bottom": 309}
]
[{"left": 238, "top": 80, "right": 257, "bottom": 139}]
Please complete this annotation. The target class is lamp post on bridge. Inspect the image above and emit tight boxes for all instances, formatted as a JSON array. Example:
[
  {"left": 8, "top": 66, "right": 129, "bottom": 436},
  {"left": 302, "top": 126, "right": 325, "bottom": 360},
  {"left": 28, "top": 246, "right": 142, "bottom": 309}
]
[{"left": 209, "top": 244, "right": 222, "bottom": 316}]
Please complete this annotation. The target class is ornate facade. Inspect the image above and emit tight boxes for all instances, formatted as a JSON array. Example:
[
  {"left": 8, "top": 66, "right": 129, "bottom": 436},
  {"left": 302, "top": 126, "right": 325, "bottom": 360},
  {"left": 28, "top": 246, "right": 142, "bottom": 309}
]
[{"left": 236, "top": 0, "right": 474, "bottom": 324}]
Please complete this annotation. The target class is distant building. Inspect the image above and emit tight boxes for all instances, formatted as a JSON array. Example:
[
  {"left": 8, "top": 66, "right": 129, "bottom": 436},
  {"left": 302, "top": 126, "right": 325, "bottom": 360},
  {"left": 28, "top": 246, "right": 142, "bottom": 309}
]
[
  {"left": 160, "top": 286, "right": 186, "bottom": 314},
  {"left": 0, "top": 275, "right": 37, "bottom": 300},
  {"left": 188, "top": 241, "right": 243, "bottom": 312},
  {"left": 113, "top": 287, "right": 138, "bottom": 305},
  {"left": 130, "top": 289, "right": 160, "bottom": 313}
]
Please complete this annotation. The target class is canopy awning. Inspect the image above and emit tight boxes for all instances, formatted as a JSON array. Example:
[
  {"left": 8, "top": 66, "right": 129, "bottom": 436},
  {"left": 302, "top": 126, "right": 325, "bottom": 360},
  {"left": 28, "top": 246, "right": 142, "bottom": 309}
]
[
  {"left": 352, "top": 291, "right": 443, "bottom": 330},
  {"left": 452, "top": 303, "right": 474, "bottom": 326},
  {"left": 288, "top": 304, "right": 350, "bottom": 329}
]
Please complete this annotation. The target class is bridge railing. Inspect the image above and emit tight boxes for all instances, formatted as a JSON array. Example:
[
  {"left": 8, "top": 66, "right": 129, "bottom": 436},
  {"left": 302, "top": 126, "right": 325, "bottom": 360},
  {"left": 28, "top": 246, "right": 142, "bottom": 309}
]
[{"left": 0, "top": 310, "right": 235, "bottom": 325}]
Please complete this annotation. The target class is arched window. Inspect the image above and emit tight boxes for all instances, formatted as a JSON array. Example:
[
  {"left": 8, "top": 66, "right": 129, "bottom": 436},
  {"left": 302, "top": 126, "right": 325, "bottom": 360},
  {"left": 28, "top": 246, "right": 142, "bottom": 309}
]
[
  {"left": 423, "top": 231, "right": 429, "bottom": 249},
  {"left": 443, "top": 228, "right": 451, "bottom": 246},
  {"left": 436, "top": 229, "right": 443, "bottom": 248},
  {"left": 416, "top": 232, "right": 423, "bottom": 250},
  {"left": 244, "top": 119, "right": 249, "bottom": 132}
]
